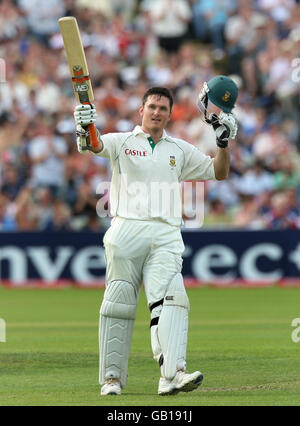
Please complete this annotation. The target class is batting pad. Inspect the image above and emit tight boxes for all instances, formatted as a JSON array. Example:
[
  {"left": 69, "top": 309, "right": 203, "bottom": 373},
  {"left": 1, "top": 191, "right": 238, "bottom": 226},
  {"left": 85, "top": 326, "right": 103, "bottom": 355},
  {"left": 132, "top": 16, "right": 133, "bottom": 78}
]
[
  {"left": 99, "top": 280, "right": 137, "bottom": 388},
  {"left": 158, "top": 273, "right": 190, "bottom": 380}
]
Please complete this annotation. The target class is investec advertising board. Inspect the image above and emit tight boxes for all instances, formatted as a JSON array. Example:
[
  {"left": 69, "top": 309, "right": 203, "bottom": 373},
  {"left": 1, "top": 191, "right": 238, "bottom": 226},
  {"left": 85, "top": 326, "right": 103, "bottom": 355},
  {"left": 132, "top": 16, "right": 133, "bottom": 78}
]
[{"left": 0, "top": 230, "right": 300, "bottom": 287}]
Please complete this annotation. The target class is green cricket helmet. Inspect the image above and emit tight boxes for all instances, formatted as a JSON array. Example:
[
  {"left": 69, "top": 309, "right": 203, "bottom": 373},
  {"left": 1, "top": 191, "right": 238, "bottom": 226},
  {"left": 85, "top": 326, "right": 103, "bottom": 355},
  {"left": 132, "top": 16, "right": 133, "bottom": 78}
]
[{"left": 206, "top": 75, "right": 238, "bottom": 113}]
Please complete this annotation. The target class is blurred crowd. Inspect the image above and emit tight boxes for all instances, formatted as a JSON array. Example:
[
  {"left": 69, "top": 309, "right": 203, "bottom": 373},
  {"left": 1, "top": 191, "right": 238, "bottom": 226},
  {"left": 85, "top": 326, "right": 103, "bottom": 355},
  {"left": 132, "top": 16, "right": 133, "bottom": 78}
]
[{"left": 0, "top": 0, "right": 300, "bottom": 231}]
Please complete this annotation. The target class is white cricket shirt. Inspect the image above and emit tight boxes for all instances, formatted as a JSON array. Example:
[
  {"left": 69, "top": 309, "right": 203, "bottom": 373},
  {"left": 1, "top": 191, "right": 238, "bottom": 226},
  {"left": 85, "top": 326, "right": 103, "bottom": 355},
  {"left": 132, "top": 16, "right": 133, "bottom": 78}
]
[{"left": 97, "top": 125, "right": 216, "bottom": 226}]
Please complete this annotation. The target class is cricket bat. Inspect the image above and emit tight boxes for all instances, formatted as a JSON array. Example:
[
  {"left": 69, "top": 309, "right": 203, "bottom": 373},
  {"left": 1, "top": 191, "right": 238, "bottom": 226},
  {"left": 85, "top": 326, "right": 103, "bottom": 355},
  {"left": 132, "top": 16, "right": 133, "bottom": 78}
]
[{"left": 58, "top": 16, "right": 99, "bottom": 148}]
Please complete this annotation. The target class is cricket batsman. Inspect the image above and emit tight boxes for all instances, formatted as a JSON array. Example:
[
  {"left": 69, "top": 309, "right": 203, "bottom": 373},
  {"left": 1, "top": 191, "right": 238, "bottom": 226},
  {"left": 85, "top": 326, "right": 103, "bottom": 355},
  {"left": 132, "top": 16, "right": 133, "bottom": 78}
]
[{"left": 73, "top": 76, "right": 238, "bottom": 396}]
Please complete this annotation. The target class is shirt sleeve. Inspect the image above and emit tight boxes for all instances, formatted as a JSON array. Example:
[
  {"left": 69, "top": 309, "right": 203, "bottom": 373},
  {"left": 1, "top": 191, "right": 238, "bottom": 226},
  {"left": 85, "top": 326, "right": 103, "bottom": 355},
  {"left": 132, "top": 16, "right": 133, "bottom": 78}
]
[
  {"left": 180, "top": 144, "right": 216, "bottom": 182},
  {"left": 96, "top": 132, "right": 126, "bottom": 161}
]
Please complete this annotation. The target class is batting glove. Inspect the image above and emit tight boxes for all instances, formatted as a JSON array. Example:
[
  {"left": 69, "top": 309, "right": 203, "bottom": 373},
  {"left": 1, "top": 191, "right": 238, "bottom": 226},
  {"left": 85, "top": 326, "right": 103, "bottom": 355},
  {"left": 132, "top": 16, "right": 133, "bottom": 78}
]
[
  {"left": 76, "top": 124, "right": 102, "bottom": 154},
  {"left": 218, "top": 111, "right": 238, "bottom": 140},
  {"left": 76, "top": 124, "right": 90, "bottom": 153},
  {"left": 209, "top": 113, "right": 230, "bottom": 148},
  {"left": 74, "top": 104, "right": 100, "bottom": 153},
  {"left": 74, "top": 103, "right": 97, "bottom": 127},
  {"left": 208, "top": 112, "right": 238, "bottom": 148}
]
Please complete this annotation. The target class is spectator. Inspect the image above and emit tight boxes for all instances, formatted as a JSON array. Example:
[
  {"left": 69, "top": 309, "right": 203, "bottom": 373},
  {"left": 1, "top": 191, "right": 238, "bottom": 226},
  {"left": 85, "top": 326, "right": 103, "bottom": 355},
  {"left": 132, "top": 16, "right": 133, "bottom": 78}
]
[
  {"left": 171, "top": 86, "right": 199, "bottom": 123},
  {"left": 44, "top": 199, "right": 71, "bottom": 231},
  {"left": 34, "top": 187, "right": 54, "bottom": 230},
  {"left": 273, "top": 157, "right": 300, "bottom": 190},
  {"left": 192, "top": 0, "right": 236, "bottom": 56},
  {"left": 72, "top": 181, "right": 99, "bottom": 230},
  {"left": 202, "top": 199, "right": 233, "bottom": 228},
  {"left": 257, "top": 0, "right": 296, "bottom": 37},
  {"left": 224, "top": 2, "right": 253, "bottom": 74},
  {"left": 18, "top": 0, "right": 66, "bottom": 45},
  {"left": 252, "top": 114, "right": 292, "bottom": 161},
  {"left": 28, "top": 119, "right": 68, "bottom": 195},
  {"left": 1, "top": 165, "right": 23, "bottom": 200},
  {"left": 232, "top": 194, "right": 262, "bottom": 229},
  {"left": 0, "top": 194, "right": 17, "bottom": 231},
  {"left": 262, "top": 191, "right": 300, "bottom": 229},
  {"left": 233, "top": 160, "right": 274, "bottom": 196},
  {"left": 0, "top": 0, "right": 26, "bottom": 43},
  {"left": 148, "top": 0, "right": 192, "bottom": 53},
  {"left": 15, "top": 187, "right": 40, "bottom": 230}
]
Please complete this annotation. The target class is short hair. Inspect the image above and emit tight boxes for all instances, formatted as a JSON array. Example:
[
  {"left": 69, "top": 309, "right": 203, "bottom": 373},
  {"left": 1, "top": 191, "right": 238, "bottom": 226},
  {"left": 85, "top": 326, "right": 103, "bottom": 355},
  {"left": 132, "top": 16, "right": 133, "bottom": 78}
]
[{"left": 142, "top": 87, "right": 173, "bottom": 111}]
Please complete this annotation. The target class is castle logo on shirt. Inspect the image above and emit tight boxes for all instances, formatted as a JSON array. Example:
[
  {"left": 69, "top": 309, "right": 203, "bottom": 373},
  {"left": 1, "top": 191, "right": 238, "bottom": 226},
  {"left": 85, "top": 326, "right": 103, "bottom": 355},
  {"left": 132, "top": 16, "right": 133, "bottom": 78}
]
[
  {"left": 169, "top": 156, "right": 176, "bottom": 167},
  {"left": 125, "top": 149, "right": 147, "bottom": 157}
]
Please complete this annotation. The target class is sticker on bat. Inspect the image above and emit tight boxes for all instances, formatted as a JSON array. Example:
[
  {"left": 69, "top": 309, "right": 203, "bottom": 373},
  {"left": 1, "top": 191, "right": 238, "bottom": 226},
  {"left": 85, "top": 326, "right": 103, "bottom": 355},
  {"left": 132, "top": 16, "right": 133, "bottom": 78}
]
[{"left": 74, "top": 83, "right": 89, "bottom": 92}]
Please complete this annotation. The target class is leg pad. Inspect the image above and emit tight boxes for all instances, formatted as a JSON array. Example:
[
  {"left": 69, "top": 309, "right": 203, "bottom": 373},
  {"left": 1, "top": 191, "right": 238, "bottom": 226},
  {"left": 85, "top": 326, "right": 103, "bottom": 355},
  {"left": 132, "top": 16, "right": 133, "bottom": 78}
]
[{"left": 99, "top": 280, "right": 137, "bottom": 388}]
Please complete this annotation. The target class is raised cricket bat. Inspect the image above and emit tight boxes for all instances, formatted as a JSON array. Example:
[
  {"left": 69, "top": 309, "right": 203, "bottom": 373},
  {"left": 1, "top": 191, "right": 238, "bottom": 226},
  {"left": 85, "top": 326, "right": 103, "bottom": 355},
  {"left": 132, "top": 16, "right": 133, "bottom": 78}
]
[{"left": 58, "top": 16, "right": 99, "bottom": 148}]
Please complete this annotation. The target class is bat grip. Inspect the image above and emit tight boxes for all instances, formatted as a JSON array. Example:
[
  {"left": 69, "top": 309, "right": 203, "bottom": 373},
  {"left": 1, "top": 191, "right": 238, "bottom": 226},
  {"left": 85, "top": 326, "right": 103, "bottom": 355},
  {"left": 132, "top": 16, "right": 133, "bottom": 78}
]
[
  {"left": 88, "top": 123, "right": 99, "bottom": 149},
  {"left": 81, "top": 102, "right": 99, "bottom": 149}
]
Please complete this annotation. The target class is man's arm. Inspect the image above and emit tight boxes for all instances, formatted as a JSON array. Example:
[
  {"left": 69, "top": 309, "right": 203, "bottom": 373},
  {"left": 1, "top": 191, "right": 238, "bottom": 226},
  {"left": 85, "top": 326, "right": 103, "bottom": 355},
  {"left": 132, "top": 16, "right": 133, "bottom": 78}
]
[
  {"left": 211, "top": 112, "right": 238, "bottom": 180},
  {"left": 74, "top": 104, "right": 125, "bottom": 160},
  {"left": 214, "top": 146, "right": 230, "bottom": 180},
  {"left": 86, "top": 131, "right": 104, "bottom": 154},
  {"left": 89, "top": 142, "right": 103, "bottom": 154}
]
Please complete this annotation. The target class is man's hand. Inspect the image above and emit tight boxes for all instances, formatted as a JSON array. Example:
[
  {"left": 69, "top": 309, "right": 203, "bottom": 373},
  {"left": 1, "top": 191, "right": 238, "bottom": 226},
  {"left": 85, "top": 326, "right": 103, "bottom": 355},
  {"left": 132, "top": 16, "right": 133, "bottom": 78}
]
[
  {"left": 75, "top": 124, "right": 91, "bottom": 153},
  {"left": 209, "top": 113, "right": 230, "bottom": 148},
  {"left": 74, "top": 103, "right": 97, "bottom": 127},
  {"left": 208, "top": 112, "right": 238, "bottom": 148},
  {"left": 218, "top": 111, "right": 238, "bottom": 140},
  {"left": 74, "top": 104, "right": 101, "bottom": 153}
]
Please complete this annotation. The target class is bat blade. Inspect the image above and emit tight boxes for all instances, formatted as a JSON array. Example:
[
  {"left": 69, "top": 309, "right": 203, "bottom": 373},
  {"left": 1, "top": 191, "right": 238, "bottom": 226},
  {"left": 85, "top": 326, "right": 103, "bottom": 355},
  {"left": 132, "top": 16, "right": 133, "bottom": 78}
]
[{"left": 59, "top": 16, "right": 98, "bottom": 148}]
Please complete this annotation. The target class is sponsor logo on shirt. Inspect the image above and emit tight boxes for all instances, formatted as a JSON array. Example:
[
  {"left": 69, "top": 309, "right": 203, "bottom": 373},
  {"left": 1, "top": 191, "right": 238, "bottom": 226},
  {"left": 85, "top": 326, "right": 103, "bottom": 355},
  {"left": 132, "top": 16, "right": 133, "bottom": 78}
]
[{"left": 125, "top": 149, "right": 147, "bottom": 157}]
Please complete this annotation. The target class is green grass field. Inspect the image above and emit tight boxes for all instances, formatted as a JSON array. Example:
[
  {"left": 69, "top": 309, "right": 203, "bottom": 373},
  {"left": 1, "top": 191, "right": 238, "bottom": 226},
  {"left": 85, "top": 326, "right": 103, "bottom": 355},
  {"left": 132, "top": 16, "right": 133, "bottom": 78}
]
[{"left": 0, "top": 286, "right": 300, "bottom": 406}]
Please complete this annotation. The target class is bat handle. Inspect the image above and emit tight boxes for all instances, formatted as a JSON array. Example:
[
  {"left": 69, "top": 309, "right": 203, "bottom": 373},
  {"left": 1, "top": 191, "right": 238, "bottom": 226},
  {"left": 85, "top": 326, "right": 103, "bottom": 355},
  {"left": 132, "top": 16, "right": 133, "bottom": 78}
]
[
  {"left": 88, "top": 123, "right": 99, "bottom": 149},
  {"left": 81, "top": 102, "right": 99, "bottom": 149}
]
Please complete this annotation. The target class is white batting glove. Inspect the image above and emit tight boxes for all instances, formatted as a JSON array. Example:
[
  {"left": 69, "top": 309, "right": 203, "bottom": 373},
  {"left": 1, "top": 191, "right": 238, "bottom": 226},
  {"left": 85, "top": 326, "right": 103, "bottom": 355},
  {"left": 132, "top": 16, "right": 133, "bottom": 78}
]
[
  {"left": 74, "top": 103, "right": 97, "bottom": 127},
  {"left": 75, "top": 124, "right": 102, "bottom": 154},
  {"left": 76, "top": 124, "right": 89, "bottom": 153},
  {"left": 74, "top": 104, "right": 98, "bottom": 154},
  {"left": 218, "top": 111, "right": 238, "bottom": 139}
]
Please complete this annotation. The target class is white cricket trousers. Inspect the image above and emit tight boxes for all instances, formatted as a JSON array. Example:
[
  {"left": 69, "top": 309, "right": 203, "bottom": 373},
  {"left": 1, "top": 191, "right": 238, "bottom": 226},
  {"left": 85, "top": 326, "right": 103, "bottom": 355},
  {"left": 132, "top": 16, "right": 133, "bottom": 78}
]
[{"left": 103, "top": 217, "right": 185, "bottom": 306}]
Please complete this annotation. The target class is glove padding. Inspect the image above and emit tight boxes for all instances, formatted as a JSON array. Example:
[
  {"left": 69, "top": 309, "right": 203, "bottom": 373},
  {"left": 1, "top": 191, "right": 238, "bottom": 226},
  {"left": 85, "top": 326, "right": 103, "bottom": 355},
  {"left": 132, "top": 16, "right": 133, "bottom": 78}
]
[
  {"left": 74, "top": 104, "right": 99, "bottom": 154},
  {"left": 208, "top": 112, "right": 238, "bottom": 148},
  {"left": 76, "top": 124, "right": 102, "bottom": 154},
  {"left": 74, "top": 103, "right": 97, "bottom": 127},
  {"left": 76, "top": 124, "right": 90, "bottom": 153},
  {"left": 218, "top": 111, "right": 238, "bottom": 139},
  {"left": 209, "top": 113, "right": 230, "bottom": 148}
]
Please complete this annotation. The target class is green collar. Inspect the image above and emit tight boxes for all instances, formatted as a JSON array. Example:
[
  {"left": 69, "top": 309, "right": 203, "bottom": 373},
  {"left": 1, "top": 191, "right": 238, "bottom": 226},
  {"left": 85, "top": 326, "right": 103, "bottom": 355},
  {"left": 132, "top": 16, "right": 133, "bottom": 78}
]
[{"left": 147, "top": 136, "right": 162, "bottom": 152}]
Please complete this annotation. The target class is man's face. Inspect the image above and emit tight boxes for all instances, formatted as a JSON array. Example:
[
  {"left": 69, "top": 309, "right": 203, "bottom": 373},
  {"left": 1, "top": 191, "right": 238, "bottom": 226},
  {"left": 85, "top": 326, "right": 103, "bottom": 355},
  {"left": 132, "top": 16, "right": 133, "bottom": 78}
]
[{"left": 139, "top": 95, "right": 171, "bottom": 132}]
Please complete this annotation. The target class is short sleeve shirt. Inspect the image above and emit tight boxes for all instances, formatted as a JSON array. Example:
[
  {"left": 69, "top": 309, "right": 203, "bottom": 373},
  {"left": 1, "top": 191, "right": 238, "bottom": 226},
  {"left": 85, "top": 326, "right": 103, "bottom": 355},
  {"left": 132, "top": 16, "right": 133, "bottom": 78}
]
[{"left": 97, "top": 125, "right": 216, "bottom": 226}]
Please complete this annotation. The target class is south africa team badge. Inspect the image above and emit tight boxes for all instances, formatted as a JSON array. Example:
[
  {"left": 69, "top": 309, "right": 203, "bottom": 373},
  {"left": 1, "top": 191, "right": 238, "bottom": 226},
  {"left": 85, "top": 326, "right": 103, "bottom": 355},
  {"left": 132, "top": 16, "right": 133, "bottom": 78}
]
[{"left": 169, "top": 155, "right": 176, "bottom": 167}]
